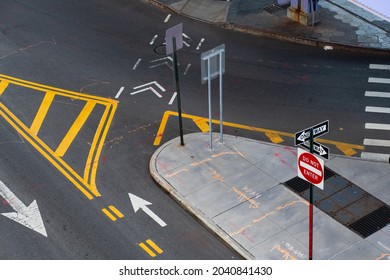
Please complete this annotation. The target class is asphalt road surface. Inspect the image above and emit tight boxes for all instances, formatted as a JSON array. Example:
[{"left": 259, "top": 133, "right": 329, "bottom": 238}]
[{"left": 0, "top": 0, "right": 389, "bottom": 259}]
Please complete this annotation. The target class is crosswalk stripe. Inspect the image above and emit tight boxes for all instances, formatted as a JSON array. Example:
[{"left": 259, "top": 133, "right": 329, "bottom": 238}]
[
  {"left": 361, "top": 152, "right": 390, "bottom": 162},
  {"left": 365, "top": 91, "right": 390, "bottom": 98},
  {"left": 363, "top": 139, "right": 390, "bottom": 147},
  {"left": 365, "top": 123, "right": 390, "bottom": 131},
  {"left": 365, "top": 106, "right": 390, "bottom": 114},
  {"left": 368, "top": 77, "right": 390, "bottom": 84},
  {"left": 369, "top": 64, "right": 390, "bottom": 70}
]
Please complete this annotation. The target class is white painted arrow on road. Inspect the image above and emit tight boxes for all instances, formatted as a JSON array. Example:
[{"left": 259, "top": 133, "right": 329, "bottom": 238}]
[
  {"left": 0, "top": 180, "right": 47, "bottom": 237},
  {"left": 128, "top": 193, "right": 167, "bottom": 227},
  {"left": 130, "top": 81, "right": 166, "bottom": 98}
]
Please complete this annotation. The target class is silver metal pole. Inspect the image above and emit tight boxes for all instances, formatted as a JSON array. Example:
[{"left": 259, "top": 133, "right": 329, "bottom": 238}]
[
  {"left": 219, "top": 52, "right": 223, "bottom": 144},
  {"left": 208, "top": 58, "right": 213, "bottom": 150}
]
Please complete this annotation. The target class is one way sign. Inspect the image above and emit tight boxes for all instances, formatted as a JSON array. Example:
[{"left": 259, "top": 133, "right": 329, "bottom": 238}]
[
  {"left": 294, "top": 120, "right": 329, "bottom": 146},
  {"left": 294, "top": 120, "right": 330, "bottom": 160}
]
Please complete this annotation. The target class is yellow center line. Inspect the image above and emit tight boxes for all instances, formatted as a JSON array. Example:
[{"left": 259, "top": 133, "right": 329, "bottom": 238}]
[
  {"left": 108, "top": 205, "right": 124, "bottom": 218},
  {"left": 139, "top": 242, "right": 157, "bottom": 257},
  {"left": 55, "top": 100, "right": 96, "bottom": 157},
  {"left": 146, "top": 239, "right": 163, "bottom": 254},
  {"left": 102, "top": 208, "right": 117, "bottom": 221},
  {"left": 30, "top": 91, "right": 55, "bottom": 135}
]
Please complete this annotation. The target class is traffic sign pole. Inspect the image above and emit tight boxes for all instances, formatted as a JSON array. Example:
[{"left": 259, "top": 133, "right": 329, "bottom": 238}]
[
  {"left": 309, "top": 128, "right": 314, "bottom": 260},
  {"left": 172, "top": 37, "right": 184, "bottom": 146}
]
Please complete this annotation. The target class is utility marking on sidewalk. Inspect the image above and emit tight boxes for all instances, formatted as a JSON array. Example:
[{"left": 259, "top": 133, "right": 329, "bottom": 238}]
[
  {"left": 153, "top": 111, "right": 364, "bottom": 156},
  {"left": 0, "top": 74, "right": 117, "bottom": 200},
  {"left": 139, "top": 239, "right": 163, "bottom": 257}
]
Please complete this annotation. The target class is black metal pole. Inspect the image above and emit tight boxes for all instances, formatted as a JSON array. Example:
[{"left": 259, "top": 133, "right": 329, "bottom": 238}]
[
  {"left": 172, "top": 37, "right": 184, "bottom": 146},
  {"left": 309, "top": 128, "right": 314, "bottom": 260}
]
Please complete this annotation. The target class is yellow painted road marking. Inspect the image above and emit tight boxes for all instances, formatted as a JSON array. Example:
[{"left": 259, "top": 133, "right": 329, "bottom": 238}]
[
  {"left": 0, "top": 74, "right": 117, "bottom": 199},
  {"left": 108, "top": 205, "right": 124, "bottom": 218},
  {"left": 55, "top": 100, "right": 96, "bottom": 157},
  {"left": 0, "top": 103, "right": 95, "bottom": 199},
  {"left": 102, "top": 208, "right": 117, "bottom": 221},
  {"left": 0, "top": 80, "right": 9, "bottom": 95},
  {"left": 30, "top": 91, "right": 55, "bottom": 135},
  {"left": 139, "top": 239, "right": 163, "bottom": 257},
  {"left": 154, "top": 111, "right": 364, "bottom": 156},
  {"left": 102, "top": 205, "right": 124, "bottom": 221}
]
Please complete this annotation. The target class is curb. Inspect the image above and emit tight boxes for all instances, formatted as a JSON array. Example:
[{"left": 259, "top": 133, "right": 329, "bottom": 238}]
[
  {"left": 145, "top": 0, "right": 390, "bottom": 56},
  {"left": 149, "top": 135, "right": 255, "bottom": 260}
]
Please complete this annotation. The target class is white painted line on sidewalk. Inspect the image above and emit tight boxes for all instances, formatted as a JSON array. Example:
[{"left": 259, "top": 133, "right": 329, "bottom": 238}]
[
  {"left": 164, "top": 14, "right": 171, "bottom": 23},
  {"left": 365, "top": 106, "right": 390, "bottom": 114},
  {"left": 168, "top": 92, "right": 177, "bottom": 105},
  {"left": 364, "top": 138, "right": 390, "bottom": 147},
  {"left": 365, "top": 123, "right": 390, "bottom": 130},
  {"left": 115, "top": 86, "right": 125, "bottom": 99},
  {"left": 365, "top": 91, "right": 390, "bottom": 98},
  {"left": 133, "top": 58, "right": 142, "bottom": 70},
  {"left": 369, "top": 64, "right": 390, "bottom": 70},
  {"left": 149, "top": 35, "right": 158, "bottom": 45},
  {"left": 361, "top": 152, "right": 390, "bottom": 162},
  {"left": 369, "top": 77, "right": 390, "bottom": 84}
]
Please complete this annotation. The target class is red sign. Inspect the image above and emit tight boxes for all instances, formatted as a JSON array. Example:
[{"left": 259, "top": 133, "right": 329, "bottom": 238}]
[{"left": 297, "top": 148, "right": 324, "bottom": 189}]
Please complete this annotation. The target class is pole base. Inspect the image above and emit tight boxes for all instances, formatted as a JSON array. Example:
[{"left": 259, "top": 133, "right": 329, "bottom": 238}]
[{"left": 287, "top": 7, "right": 320, "bottom": 26}]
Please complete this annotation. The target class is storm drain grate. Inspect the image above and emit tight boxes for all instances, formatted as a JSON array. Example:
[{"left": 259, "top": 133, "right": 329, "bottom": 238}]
[
  {"left": 284, "top": 167, "right": 390, "bottom": 238},
  {"left": 349, "top": 205, "right": 390, "bottom": 238},
  {"left": 263, "top": 4, "right": 289, "bottom": 14}
]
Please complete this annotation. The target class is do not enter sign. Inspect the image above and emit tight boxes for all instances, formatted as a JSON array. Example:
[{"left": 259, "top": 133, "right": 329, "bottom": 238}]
[{"left": 297, "top": 148, "right": 324, "bottom": 190}]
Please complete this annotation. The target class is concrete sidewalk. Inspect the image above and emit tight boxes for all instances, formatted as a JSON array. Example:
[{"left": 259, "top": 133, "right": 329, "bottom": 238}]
[
  {"left": 150, "top": 0, "right": 390, "bottom": 52},
  {"left": 150, "top": 133, "right": 390, "bottom": 260}
]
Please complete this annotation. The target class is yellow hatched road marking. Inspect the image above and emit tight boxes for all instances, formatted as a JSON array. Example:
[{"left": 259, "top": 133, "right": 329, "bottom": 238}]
[
  {"left": 0, "top": 80, "right": 9, "bottom": 95},
  {"left": 55, "top": 100, "right": 96, "bottom": 157},
  {"left": 154, "top": 111, "right": 364, "bottom": 156},
  {"left": 0, "top": 103, "right": 95, "bottom": 199},
  {"left": 30, "top": 91, "right": 55, "bottom": 135},
  {"left": 0, "top": 74, "right": 118, "bottom": 199}
]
